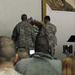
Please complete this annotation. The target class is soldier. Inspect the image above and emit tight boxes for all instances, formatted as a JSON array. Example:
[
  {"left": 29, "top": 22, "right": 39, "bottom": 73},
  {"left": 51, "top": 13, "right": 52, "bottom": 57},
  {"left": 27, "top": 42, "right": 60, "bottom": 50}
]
[
  {"left": 28, "top": 17, "right": 40, "bottom": 43},
  {"left": 0, "top": 36, "right": 22, "bottom": 75},
  {"left": 12, "top": 14, "right": 34, "bottom": 52},
  {"left": 15, "top": 35, "right": 62, "bottom": 75},
  {"left": 39, "top": 16, "right": 57, "bottom": 57}
]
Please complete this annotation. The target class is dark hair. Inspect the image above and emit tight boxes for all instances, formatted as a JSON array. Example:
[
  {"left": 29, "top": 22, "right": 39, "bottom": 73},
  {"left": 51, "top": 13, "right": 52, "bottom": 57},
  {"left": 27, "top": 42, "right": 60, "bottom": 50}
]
[
  {"left": 21, "top": 14, "right": 27, "bottom": 21},
  {"left": 35, "top": 35, "right": 50, "bottom": 54},
  {"left": 44, "top": 16, "right": 50, "bottom": 21},
  {"left": 0, "top": 36, "right": 16, "bottom": 62}
]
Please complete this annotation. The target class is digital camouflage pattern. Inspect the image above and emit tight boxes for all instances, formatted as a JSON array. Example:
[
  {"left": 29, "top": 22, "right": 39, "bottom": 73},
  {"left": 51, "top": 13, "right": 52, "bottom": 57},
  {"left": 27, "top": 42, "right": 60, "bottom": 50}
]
[
  {"left": 0, "top": 68, "right": 21, "bottom": 75},
  {"left": 39, "top": 22, "right": 57, "bottom": 56},
  {"left": 12, "top": 21, "right": 35, "bottom": 51}
]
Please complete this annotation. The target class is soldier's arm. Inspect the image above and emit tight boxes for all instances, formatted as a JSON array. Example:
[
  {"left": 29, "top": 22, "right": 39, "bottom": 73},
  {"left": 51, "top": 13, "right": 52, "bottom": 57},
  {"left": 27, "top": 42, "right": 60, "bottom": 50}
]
[
  {"left": 52, "top": 25, "right": 57, "bottom": 35},
  {"left": 54, "top": 25, "right": 57, "bottom": 34},
  {"left": 12, "top": 25, "right": 18, "bottom": 43},
  {"left": 29, "top": 25, "right": 36, "bottom": 43},
  {"left": 48, "top": 24, "right": 57, "bottom": 35}
]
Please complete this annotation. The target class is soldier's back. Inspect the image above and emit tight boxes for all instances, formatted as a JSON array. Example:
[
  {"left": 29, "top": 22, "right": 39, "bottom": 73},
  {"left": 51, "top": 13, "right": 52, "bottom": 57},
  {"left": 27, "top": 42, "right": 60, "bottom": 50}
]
[
  {"left": 43, "top": 22, "right": 57, "bottom": 45},
  {"left": 16, "top": 21, "right": 34, "bottom": 50}
]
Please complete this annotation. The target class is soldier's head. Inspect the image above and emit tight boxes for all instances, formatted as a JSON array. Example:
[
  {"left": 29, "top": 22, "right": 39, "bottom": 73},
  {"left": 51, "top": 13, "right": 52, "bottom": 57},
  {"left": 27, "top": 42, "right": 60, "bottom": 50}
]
[
  {"left": 44, "top": 16, "right": 51, "bottom": 24},
  {"left": 0, "top": 36, "right": 16, "bottom": 64},
  {"left": 21, "top": 14, "right": 27, "bottom": 21},
  {"left": 35, "top": 36, "right": 50, "bottom": 54}
]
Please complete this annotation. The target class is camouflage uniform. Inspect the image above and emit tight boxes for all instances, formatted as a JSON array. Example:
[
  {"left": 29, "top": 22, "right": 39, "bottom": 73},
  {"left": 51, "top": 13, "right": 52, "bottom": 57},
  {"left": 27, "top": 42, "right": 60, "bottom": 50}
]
[
  {"left": 12, "top": 21, "right": 35, "bottom": 52},
  {"left": 0, "top": 68, "right": 21, "bottom": 75},
  {"left": 32, "top": 25, "right": 39, "bottom": 43},
  {"left": 39, "top": 22, "right": 57, "bottom": 56}
]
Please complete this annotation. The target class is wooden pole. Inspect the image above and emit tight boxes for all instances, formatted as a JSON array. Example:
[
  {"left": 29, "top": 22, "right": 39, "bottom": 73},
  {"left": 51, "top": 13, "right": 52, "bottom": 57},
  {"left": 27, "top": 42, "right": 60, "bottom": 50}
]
[{"left": 42, "top": 0, "right": 46, "bottom": 21}]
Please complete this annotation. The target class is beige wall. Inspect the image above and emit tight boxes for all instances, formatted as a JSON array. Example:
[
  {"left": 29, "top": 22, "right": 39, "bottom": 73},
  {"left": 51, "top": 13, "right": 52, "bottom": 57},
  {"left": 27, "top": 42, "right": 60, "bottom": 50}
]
[{"left": 0, "top": 0, "right": 41, "bottom": 37}]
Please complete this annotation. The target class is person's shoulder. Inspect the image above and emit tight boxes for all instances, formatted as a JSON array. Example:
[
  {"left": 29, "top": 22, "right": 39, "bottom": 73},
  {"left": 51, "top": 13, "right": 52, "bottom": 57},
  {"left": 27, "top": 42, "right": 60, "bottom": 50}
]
[
  {"left": 49, "top": 23, "right": 57, "bottom": 29},
  {"left": 23, "top": 21, "right": 32, "bottom": 27},
  {"left": 16, "top": 58, "right": 33, "bottom": 66},
  {"left": 0, "top": 68, "right": 22, "bottom": 75},
  {"left": 27, "top": 23, "right": 33, "bottom": 28},
  {"left": 21, "top": 58, "right": 33, "bottom": 62},
  {"left": 16, "top": 22, "right": 22, "bottom": 25},
  {"left": 15, "top": 58, "right": 33, "bottom": 71},
  {"left": 49, "top": 23, "right": 55, "bottom": 26},
  {"left": 17, "top": 21, "right": 28, "bottom": 27},
  {"left": 14, "top": 22, "right": 22, "bottom": 28},
  {"left": 9, "top": 69, "right": 22, "bottom": 75}
]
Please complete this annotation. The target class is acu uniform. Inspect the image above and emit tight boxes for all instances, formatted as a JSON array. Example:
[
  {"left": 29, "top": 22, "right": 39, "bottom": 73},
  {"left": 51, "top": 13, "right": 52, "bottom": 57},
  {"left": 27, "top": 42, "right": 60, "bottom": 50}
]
[
  {"left": 12, "top": 21, "right": 35, "bottom": 52},
  {"left": 39, "top": 22, "right": 57, "bottom": 56}
]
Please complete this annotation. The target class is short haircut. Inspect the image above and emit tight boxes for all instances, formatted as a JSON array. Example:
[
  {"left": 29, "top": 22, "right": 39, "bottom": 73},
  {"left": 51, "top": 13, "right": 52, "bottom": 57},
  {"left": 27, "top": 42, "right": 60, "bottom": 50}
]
[
  {"left": 35, "top": 36, "right": 50, "bottom": 54},
  {"left": 0, "top": 36, "right": 16, "bottom": 62},
  {"left": 21, "top": 14, "right": 27, "bottom": 21},
  {"left": 17, "top": 48, "right": 28, "bottom": 59},
  {"left": 44, "top": 16, "right": 50, "bottom": 21}
]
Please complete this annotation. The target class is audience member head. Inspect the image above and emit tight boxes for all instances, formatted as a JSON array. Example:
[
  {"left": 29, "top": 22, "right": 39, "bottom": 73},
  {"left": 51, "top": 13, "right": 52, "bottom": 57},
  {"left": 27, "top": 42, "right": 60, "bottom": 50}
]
[
  {"left": 44, "top": 16, "right": 51, "bottom": 24},
  {"left": 62, "top": 55, "right": 75, "bottom": 75},
  {"left": 21, "top": 14, "right": 27, "bottom": 21},
  {"left": 17, "top": 48, "right": 28, "bottom": 60},
  {"left": 35, "top": 36, "right": 50, "bottom": 54},
  {"left": 0, "top": 36, "right": 16, "bottom": 65}
]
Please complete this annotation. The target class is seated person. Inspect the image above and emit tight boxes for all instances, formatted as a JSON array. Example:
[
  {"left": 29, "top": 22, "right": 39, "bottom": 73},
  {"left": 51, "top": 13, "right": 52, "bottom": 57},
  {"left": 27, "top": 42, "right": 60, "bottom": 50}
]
[
  {"left": 0, "top": 36, "right": 21, "bottom": 75},
  {"left": 15, "top": 35, "right": 62, "bottom": 75},
  {"left": 62, "top": 55, "right": 75, "bottom": 75},
  {"left": 17, "top": 48, "right": 29, "bottom": 60},
  {"left": 14, "top": 47, "right": 29, "bottom": 65},
  {"left": 17, "top": 48, "right": 28, "bottom": 60}
]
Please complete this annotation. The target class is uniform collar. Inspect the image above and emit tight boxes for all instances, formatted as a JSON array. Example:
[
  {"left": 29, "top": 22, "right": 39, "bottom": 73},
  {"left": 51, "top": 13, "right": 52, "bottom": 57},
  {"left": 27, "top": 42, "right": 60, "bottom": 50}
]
[{"left": 31, "top": 52, "right": 54, "bottom": 59}]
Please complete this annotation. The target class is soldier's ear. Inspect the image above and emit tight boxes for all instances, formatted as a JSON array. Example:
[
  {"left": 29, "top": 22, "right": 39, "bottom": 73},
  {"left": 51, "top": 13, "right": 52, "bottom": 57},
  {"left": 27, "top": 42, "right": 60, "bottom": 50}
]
[{"left": 14, "top": 53, "right": 19, "bottom": 63}]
